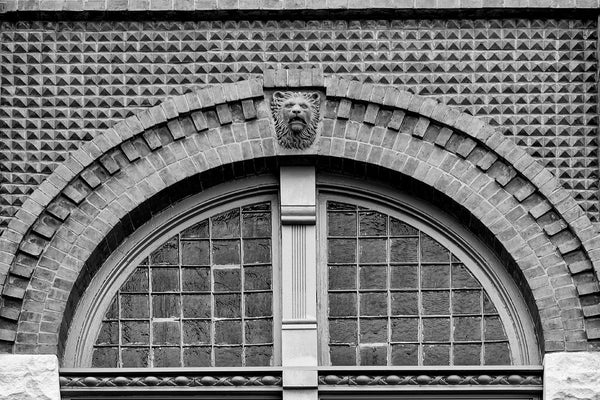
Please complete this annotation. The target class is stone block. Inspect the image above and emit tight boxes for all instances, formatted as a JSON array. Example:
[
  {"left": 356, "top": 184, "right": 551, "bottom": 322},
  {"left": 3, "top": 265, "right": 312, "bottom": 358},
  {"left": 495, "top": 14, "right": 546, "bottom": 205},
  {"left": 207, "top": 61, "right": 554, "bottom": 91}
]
[
  {"left": 545, "top": 352, "right": 600, "bottom": 400},
  {"left": 0, "top": 354, "right": 59, "bottom": 399}
]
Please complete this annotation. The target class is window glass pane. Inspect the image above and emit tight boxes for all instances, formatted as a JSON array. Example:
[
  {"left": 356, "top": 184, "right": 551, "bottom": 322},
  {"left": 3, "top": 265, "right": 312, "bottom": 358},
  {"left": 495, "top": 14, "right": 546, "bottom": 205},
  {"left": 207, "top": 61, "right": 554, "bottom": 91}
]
[
  {"left": 121, "top": 268, "right": 148, "bottom": 292},
  {"left": 326, "top": 201, "right": 512, "bottom": 366},
  {"left": 242, "top": 211, "right": 271, "bottom": 237},
  {"left": 151, "top": 268, "right": 179, "bottom": 292},
  {"left": 92, "top": 202, "right": 274, "bottom": 367},
  {"left": 359, "top": 211, "right": 387, "bottom": 236},
  {"left": 181, "top": 240, "right": 210, "bottom": 266},
  {"left": 96, "top": 322, "right": 118, "bottom": 345},
  {"left": 245, "top": 346, "right": 272, "bottom": 366},
  {"left": 150, "top": 238, "right": 178, "bottom": 265},
  {"left": 328, "top": 211, "right": 357, "bottom": 236},
  {"left": 329, "top": 265, "right": 356, "bottom": 290}
]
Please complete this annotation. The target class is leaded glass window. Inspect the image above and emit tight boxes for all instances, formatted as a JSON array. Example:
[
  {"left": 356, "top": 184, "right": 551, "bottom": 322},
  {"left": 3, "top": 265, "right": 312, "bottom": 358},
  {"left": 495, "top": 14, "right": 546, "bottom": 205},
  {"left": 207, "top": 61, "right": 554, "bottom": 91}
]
[
  {"left": 325, "top": 201, "right": 511, "bottom": 366},
  {"left": 74, "top": 180, "right": 537, "bottom": 371},
  {"left": 92, "top": 202, "right": 274, "bottom": 367}
]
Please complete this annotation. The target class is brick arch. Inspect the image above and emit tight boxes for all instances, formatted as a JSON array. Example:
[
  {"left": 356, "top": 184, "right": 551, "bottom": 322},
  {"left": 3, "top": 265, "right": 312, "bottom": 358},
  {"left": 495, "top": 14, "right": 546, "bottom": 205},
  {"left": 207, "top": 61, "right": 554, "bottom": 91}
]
[{"left": 0, "top": 70, "right": 598, "bottom": 355}]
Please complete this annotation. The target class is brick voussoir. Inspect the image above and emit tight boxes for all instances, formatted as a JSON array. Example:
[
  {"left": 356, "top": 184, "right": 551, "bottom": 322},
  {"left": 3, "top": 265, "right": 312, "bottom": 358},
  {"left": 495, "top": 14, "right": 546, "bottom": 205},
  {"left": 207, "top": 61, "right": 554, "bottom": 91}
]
[
  {"left": 101, "top": 128, "right": 123, "bottom": 151},
  {"left": 3, "top": 284, "right": 26, "bottom": 300},
  {"left": 358, "top": 83, "right": 375, "bottom": 103},
  {"left": 71, "top": 146, "right": 95, "bottom": 170},
  {"left": 504, "top": 146, "right": 530, "bottom": 169},
  {"left": 235, "top": 79, "right": 254, "bottom": 99},
  {"left": 149, "top": 103, "right": 168, "bottom": 125},
  {"left": 137, "top": 108, "right": 157, "bottom": 131},
  {"left": 0, "top": 305, "right": 21, "bottom": 321},
  {"left": 209, "top": 85, "right": 226, "bottom": 105},
  {"left": 335, "top": 78, "right": 351, "bottom": 99},
  {"left": 62, "top": 157, "right": 84, "bottom": 179},
  {"left": 525, "top": 164, "right": 550, "bottom": 188},
  {"left": 0, "top": 328, "right": 17, "bottom": 342},
  {"left": 123, "top": 115, "right": 145, "bottom": 137},
  {"left": 160, "top": 98, "right": 180, "bottom": 120},
  {"left": 417, "top": 97, "right": 438, "bottom": 118},
  {"left": 274, "top": 69, "right": 288, "bottom": 88},
  {"left": 263, "top": 69, "right": 276, "bottom": 88},
  {"left": 14, "top": 206, "right": 41, "bottom": 229},
  {"left": 81, "top": 141, "right": 103, "bottom": 162},
  {"left": 381, "top": 86, "right": 398, "bottom": 107},
  {"left": 223, "top": 82, "right": 239, "bottom": 102},
  {"left": 429, "top": 103, "right": 452, "bottom": 124},
  {"left": 173, "top": 94, "right": 190, "bottom": 114},
  {"left": 166, "top": 119, "right": 186, "bottom": 140},
  {"left": 286, "top": 69, "right": 301, "bottom": 88},
  {"left": 406, "top": 95, "right": 425, "bottom": 114}
]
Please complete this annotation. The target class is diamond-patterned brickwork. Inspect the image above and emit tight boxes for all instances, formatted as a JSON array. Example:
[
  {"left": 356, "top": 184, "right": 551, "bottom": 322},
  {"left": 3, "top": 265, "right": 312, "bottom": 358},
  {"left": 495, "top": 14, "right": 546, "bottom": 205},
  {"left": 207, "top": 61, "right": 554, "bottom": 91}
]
[{"left": 0, "top": 19, "right": 597, "bottom": 231}]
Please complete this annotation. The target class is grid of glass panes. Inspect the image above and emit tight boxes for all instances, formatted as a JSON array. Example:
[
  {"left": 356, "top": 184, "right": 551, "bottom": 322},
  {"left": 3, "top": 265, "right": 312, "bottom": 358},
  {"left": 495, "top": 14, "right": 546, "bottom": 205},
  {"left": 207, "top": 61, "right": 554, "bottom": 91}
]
[
  {"left": 326, "top": 201, "right": 511, "bottom": 366},
  {"left": 92, "top": 202, "right": 273, "bottom": 367}
]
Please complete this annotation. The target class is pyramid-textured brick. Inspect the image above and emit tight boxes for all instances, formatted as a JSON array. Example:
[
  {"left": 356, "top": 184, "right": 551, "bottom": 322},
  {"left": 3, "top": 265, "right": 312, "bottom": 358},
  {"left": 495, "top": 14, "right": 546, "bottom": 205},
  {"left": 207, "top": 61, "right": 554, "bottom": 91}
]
[{"left": 0, "top": 19, "right": 597, "bottom": 232}]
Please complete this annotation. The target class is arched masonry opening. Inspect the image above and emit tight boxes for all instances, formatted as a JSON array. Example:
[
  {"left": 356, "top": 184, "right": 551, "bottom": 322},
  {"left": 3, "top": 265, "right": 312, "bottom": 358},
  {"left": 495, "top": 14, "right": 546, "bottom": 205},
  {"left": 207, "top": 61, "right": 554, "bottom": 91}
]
[{"left": 0, "top": 69, "right": 599, "bottom": 399}]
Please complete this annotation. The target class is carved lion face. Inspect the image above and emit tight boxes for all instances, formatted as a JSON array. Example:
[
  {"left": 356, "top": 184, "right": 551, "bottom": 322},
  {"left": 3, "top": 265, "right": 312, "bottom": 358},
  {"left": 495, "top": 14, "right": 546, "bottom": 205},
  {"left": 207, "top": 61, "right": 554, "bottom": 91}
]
[
  {"left": 280, "top": 96, "right": 313, "bottom": 134},
  {"left": 271, "top": 91, "right": 320, "bottom": 150}
]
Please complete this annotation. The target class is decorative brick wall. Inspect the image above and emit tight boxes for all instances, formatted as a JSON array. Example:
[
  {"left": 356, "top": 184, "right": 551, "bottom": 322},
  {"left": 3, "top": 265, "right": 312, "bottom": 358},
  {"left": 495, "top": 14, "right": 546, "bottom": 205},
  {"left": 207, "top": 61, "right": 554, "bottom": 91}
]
[
  {"left": 0, "top": 17, "right": 597, "bottom": 234},
  {"left": 1, "top": 72, "right": 599, "bottom": 355}
]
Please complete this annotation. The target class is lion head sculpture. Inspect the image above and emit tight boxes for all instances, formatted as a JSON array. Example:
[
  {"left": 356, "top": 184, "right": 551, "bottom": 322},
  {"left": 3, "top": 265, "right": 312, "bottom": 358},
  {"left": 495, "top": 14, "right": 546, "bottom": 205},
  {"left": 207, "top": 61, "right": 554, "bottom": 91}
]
[{"left": 271, "top": 91, "right": 320, "bottom": 150}]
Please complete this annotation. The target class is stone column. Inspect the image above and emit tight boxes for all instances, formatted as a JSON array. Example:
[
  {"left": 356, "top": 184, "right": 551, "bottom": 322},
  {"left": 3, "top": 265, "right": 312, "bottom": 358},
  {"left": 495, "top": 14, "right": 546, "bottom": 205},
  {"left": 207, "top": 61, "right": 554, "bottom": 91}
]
[
  {"left": 544, "top": 352, "right": 600, "bottom": 400},
  {"left": 0, "top": 354, "right": 60, "bottom": 400},
  {"left": 279, "top": 166, "right": 318, "bottom": 400}
]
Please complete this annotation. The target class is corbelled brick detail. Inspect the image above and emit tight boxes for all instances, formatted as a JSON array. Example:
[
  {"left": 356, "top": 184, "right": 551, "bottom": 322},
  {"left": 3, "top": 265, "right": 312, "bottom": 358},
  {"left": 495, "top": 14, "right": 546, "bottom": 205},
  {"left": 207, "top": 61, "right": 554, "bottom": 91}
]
[{"left": 0, "top": 72, "right": 598, "bottom": 355}]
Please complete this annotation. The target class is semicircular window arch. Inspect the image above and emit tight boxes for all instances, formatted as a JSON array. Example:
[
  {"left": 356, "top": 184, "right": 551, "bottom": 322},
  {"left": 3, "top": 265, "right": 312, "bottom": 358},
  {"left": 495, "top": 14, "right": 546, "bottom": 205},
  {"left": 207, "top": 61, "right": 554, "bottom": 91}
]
[{"left": 65, "top": 176, "right": 540, "bottom": 369}]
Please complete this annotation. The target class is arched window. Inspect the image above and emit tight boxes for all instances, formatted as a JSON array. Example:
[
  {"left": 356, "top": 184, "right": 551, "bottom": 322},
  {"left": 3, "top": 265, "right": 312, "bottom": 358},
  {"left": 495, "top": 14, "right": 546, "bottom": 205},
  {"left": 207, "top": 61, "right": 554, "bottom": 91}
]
[
  {"left": 62, "top": 171, "right": 541, "bottom": 397},
  {"left": 319, "top": 195, "right": 535, "bottom": 366},
  {"left": 63, "top": 179, "right": 281, "bottom": 368},
  {"left": 91, "top": 200, "right": 276, "bottom": 368}
]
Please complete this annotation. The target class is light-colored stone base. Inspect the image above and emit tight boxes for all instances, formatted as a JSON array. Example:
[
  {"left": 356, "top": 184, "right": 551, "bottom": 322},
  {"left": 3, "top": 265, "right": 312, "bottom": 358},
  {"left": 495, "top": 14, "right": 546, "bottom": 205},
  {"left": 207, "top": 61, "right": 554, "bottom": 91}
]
[
  {"left": 0, "top": 354, "right": 60, "bottom": 400},
  {"left": 545, "top": 352, "right": 600, "bottom": 400},
  {"left": 283, "top": 389, "right": 318, "bottom": 400}
]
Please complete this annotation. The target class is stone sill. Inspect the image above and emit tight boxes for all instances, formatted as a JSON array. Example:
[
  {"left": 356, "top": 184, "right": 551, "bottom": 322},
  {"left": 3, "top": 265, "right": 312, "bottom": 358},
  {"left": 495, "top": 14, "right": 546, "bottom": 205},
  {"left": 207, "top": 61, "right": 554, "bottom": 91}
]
[{"left": 1, "top": 0, "right": 600, "bottom": 15}]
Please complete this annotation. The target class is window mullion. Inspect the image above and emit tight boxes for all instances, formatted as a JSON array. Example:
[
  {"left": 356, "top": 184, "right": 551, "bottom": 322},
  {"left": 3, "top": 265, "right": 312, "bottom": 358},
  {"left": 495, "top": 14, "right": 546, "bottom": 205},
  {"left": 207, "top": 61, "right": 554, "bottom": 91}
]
[{"left": 279, "top": 165, "right": 319, "bottom": 400}]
